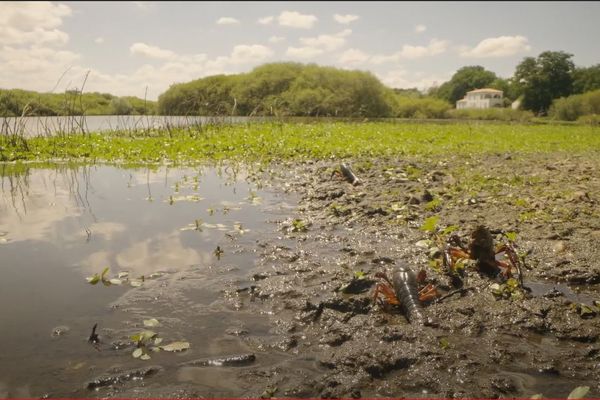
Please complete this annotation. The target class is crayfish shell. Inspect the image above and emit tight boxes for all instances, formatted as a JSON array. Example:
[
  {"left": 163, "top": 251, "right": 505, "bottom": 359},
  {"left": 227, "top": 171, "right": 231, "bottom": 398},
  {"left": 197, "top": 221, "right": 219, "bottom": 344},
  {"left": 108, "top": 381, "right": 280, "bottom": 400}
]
[{"left": 392, "top": 263, "right": 425, "bottom": 325}]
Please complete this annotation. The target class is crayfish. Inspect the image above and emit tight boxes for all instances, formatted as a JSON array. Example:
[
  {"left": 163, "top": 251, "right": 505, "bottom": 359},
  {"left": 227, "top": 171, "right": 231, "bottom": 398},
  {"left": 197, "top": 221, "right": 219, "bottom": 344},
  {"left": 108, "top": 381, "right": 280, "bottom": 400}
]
[
  {"left": 373, "top": 263, "right": 438, "bottom": 323},
  {"left": 441, "top": 225, "right": 523, "bottom": 282}
]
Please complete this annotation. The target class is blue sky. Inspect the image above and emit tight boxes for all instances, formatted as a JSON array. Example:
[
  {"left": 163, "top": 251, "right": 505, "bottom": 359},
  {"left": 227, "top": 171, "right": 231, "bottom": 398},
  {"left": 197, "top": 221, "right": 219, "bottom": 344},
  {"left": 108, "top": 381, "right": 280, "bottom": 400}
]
[{"left": 1, "top": 1, "right": 599, "bottom": 99}]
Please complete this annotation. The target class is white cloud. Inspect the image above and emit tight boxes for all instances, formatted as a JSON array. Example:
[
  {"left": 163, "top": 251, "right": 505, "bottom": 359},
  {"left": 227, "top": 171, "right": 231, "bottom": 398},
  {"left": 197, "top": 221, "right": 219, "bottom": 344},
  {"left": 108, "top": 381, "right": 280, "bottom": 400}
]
[
  {"left": 337, "top": 38, "right": 449, "bottom": 66},
  {"left": 0, "top": 45, "right": 80, "bottom": 89},
  {"left": 0, "top": 2, "right": 72, "bottom": 46},
  {"left": 400, "top": 38, "right": 448, "bottom": 59},
  {"left": 370, "top": 53, "right": 400, "bottom": 65},
  {"left": 277, "top": 11, "right": 317, "bottom": 29},
  {"left": 0, "top": 2, "right": 80, "bottom": 92},
  {"left": 268, "top": 36, "right": 286, "bottom": 44},
  {"left": 379, "top": 69, "right": 451, "bottom": 91},
  {"left": 333, "top": 14, "right": 359, "bottom": 24},
  {"left": 216, "top": 17, "right": 240, "bottom": 25},
  {"left": 229, "top": 44, "right": 274, "bottom": 64},
  {"left": 258, "top": 16, "right": 274, "bottom": 25},
  {"left": 460, "top": 35, "right": 531, "bottom": 58},
  {"left": 415, "top": 24, "right": 427, "bottom": 33},
  {"left": 132, "top": 1, "right": 154, "bottom": 10},
  {"left": 94, "top": 37, "right": 105, "bottom": 44},
  {"left": 339, "top": 48, "right": 370, "bottom": 64},
  {"left": 285, "top": 46, "right": 324, "bottom": 59},
  {"left": 130, "top": 42, "right": 176, "bottom": 60},
  {"left": 299, "top": 29, "right": 351, "bottom": 51}
]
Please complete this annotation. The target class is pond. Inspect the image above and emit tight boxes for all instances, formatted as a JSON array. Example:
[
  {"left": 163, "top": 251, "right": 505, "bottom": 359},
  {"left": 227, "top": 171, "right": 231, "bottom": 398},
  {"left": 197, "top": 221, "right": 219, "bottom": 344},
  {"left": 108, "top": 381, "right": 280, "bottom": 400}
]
[
  {"left": 0, "top": 163, "right": 297, "bottom": 397},
  {"left": 0, "top": 115, "right": 268, "bottom": 138}
]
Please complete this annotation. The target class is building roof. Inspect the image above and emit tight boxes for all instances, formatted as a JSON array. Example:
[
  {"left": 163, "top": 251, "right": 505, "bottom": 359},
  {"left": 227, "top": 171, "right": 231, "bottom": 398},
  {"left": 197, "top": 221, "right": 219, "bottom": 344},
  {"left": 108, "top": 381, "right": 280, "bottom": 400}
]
[{"left": 467, "top": 88, "right": 503, "bottom": 94}]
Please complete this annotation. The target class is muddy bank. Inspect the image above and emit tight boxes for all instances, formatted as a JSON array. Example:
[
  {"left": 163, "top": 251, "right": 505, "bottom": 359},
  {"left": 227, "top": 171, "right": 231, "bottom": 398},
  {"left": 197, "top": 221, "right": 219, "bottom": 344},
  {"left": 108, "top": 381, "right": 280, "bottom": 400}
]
[{"left": 237, "top": 154, "right": 600, "bottom": 398}]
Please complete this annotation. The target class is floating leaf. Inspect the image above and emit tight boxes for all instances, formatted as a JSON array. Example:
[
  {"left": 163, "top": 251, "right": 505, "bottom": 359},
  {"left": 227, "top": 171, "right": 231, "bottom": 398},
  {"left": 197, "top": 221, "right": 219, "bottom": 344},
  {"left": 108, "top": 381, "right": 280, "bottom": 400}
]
[
  {"left": 131, "top": 330, "right": 157, "bottom": 345},
  {"left": 143, "top": 318, "right": 160, "bottom": 327},
  {"left": 117, "top": 272, "right": 129, "bottom": 279},
  {"left": 132, "top": 348, "right": 143, "bottom": 358},
  {"left": 568, "top": 386, "right": 590, "bottom": 399},
  {"left": 161, "top": 341, "right": 190, "bottom": 352},
  {"left": 154, "top": 337, "right": 163, "bottom": 345},
  {"left": 109, "top": 278, "right": 122, "bottom": 285},
  {"left": 130, "top": 280, "right": 143, "bottom": 287},
  {"left": 140, "top": 354, "right": 151, "bottom": 361},
  {"left": 86, "top": 275, "right": 100, "bottom": 285},
  {"left": 530, "top": 395, "right": 543, "bottom": 399}
]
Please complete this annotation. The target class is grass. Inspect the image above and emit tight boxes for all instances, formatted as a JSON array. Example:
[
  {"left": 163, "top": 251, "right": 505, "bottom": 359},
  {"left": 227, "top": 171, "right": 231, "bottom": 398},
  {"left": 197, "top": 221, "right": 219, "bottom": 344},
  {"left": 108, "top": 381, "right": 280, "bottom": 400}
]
[{"left": 1, "top": 121, "right": 599, "bottom": 164}]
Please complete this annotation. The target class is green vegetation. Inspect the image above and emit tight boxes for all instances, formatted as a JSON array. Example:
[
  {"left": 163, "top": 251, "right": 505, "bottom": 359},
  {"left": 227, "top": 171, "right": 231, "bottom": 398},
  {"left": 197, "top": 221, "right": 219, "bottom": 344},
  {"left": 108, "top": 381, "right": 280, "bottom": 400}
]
[
  {"left": 549, "top": 89, "right": 600, "bottom": 121},
  {"left": 0, "top": 88, "right": 157, "bottom": 117},
  {"left": 446, "top": 108, "right": 534, "bottom": 122},
  {"left": 2, "top": 121, "right": 598, "bottom": 164},
  {"left": 158, "top": 63, "right": 396, "bottom": 118},
  {"left": 513, "top": 51, "right": 575, "bottom": 115},
  {"left": 394, "top": 96, "right": 451, "bottom": 119},
  {"left": 430, "top": 66, "right": 511, "bottom": 104}
]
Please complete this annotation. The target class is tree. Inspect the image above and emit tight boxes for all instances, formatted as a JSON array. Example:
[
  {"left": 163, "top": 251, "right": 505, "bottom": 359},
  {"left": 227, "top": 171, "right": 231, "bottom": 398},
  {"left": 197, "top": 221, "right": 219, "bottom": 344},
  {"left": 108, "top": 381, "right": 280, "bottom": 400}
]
[
  {"left": 110, "top": 97, "right": 133, "bottom": 115},
  {"left": 513, "top": 51, "right": 575, "bottom": 115},
  {"left": 573, "top": 64, "right": 600, "bottom": 94},
  {"left": 434, "top": 66, "right": 498, "bottom": 104}
]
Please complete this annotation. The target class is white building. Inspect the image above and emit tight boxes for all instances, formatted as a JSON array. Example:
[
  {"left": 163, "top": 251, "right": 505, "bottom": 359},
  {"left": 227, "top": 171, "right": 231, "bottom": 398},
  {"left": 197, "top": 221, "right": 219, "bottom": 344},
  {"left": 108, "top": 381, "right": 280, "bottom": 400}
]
[{"left": 456, "top": 88, "right": 504, "bottom": 109}]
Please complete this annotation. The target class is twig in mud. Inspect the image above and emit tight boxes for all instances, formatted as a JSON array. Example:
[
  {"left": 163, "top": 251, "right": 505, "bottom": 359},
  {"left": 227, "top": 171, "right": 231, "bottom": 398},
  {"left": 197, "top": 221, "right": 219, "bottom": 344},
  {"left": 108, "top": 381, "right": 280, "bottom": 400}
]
[{"left": 434, "top": 282, "right": 491, "bottom": 303}]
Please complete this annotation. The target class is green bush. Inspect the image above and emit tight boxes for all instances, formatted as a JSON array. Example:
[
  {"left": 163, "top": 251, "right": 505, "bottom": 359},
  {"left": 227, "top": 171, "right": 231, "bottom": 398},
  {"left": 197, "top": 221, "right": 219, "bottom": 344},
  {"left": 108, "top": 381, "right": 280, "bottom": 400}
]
[
  {"left": 577, "top": 114, "right": 600, "bottom": 125},
  {"left": 0, "top": 89, "right": 156, "bottom": 116},
  {"left": 157, "top": 63, "right": 396, "bottom": 117},
  {"left": 549, "top": 89, "right": 600, "bottom": 121},
  {"left": 394, "top": 97, "right": 451, "bottom": 119},
  {"left": 447, "top": 108, "right": 534, "bottom": 122}
]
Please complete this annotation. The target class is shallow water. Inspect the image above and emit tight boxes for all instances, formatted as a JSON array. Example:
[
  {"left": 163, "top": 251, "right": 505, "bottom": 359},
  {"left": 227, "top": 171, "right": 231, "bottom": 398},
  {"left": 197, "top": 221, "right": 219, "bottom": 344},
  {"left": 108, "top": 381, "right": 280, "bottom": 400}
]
[{"left": 0, "top": 163, "right": 296, "bottom": 397}]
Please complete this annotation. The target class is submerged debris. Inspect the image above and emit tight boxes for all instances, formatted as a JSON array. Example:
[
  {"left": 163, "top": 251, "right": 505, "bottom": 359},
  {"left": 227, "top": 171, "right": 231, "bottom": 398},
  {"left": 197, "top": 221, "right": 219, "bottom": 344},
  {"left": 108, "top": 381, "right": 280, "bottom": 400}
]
[
  {"left": 179, "top": 353, "right": 256, "bottom": 367},
  {"left": 86, "top": 365, "right": 163, "bottom": 390}
]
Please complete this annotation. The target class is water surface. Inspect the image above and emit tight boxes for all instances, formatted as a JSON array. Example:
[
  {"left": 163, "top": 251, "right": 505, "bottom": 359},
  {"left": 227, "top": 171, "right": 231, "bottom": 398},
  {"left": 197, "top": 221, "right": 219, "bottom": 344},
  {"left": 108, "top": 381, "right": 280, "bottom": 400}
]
[{"left": 0, "top": 163, "right": 296, "bottom": 397}]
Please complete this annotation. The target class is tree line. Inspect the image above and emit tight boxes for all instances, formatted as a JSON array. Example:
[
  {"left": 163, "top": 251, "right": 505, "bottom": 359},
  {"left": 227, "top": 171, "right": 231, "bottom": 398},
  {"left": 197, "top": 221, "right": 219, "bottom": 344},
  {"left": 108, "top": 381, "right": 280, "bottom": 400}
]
[
  {"left": 158, "top": 52, "right": 600, "bottom": 120},
  {"left": 429, "top": 51, "right": 600, "bottom": 117},
  {"left": 0, "top": 89, "right": 157, "bottom": 117},
  {"left": 2, "top": 51, "right": 598, "bottom": 121}
]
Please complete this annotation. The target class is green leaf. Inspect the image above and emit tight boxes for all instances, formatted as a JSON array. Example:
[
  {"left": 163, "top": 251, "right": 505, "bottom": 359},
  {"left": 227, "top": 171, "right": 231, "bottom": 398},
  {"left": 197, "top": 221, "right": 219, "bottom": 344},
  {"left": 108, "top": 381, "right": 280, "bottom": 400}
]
[
  {"left": 86, "top": 275, "right": 100, "bottom": 285},
  {"left": 439, "top": 338, "right": 450, "bottom": 350},
  {"left": 353, "top": 271, "right": 366, "bottom": 280},
  {"left": 505, "top": 231, "right": 518, "bottom": 242},
  {"left": 131, "top": 330, "right": 157, "bottom": 345},
  {"left": 132, "top": 348, "right": 143, "bottom": 358},
  {"left": 420, "top": 216, "right": 439, "bottom": 233},
  {"left": 161, "top": 341, "right": 190, "bottom": 352},
  {"left": 579, "top": 304, "right": 596, "bottom": 318},
  {"left": 567, "top": 386, "right": 590, "bottom": 399},
  {"left": 441, "top": 225, "right": 459, "bottom": 236},
  {"left": 101, "top": 267, "right": 110, "bottom": 280}
]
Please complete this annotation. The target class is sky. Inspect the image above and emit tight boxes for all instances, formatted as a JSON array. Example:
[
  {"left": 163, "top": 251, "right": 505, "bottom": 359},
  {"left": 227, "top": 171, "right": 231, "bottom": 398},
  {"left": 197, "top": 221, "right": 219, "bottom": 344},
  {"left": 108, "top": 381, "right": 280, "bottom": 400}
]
[{"left": 1, "top": 1, "right": 599, "bottom": 100}]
